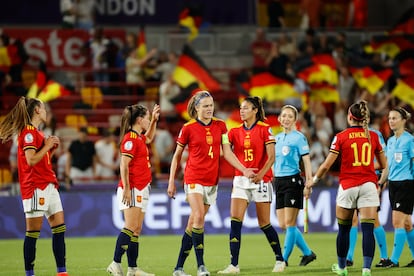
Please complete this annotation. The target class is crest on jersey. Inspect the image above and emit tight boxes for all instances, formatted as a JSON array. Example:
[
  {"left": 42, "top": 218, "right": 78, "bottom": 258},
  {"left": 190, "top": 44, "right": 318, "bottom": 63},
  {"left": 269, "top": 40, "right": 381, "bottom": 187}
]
[
  {"left": 206, "top": 135, "right": 213, "bottom": 145},
  {"left": 24, "top": 133, "right": 34, "bottom": 143},
  {"left": 124, "top": 141, "right": 133, "bottom": 151},
  {"left": 282, "top": 145, "right": 290, "bottom": 155}
]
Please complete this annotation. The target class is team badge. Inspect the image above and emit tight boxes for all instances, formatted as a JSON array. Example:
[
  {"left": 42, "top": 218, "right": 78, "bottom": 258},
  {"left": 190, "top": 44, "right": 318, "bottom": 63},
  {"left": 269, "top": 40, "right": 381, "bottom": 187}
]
[
  {"left": 206, "top": 135, "right": 213, "bottom": 145},
  {"left": 137, "top": 195, "right": 142, "bottom": 202},
  {"left": 282, "top": 145, "right": 290, "bottom": 155},
  {"left": 24, "top": 133, "right": 34, "bottom": 143},
  {"left": 124, "top": 141, "right": 133, "bottom": 151},
  {"left": 190, "top": 184, "right": 195, "bottom": 189},
  {"left": 39, "top": 197, "right": 45, "bottom": 206}
]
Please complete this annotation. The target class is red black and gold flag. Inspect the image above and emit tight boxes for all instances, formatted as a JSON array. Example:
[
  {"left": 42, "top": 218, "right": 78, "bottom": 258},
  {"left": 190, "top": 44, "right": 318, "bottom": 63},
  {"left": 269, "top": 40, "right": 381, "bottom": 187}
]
[
  {"left": 249, "top": 72, "right": 299, "bottom": 102},
  {"left": 179, "top": 5, "right": 203, "bottom": 42},
  {"left": 308, "top": 83, "right": 340, "bottom": 103},
  {"left": 394, "top": 49, "right": 414, "bottom": 77},
  {"left": 294, "top": 54, "right": 338, "bottom": 85},
  {"left": 171, "top": 82, "right": 203, "bottom": 120},
  {"left": 27, "top": 61, "right": 72, "bottom": 102},
  {"left": 136, "top": 27, "right": 147, "bottom": 59},
  {"left": 390, "top": 6, "right": 414, "bottom": 34},
  {"left": 172, "top": 44, "right": 220, "bottom": 92},
  {"left": 364, "top": 35, "right": 414, "bottom": 58},
  {"left": 391, "top": 76, "right": 414, "bottom": 109},
  {"left": 350, "top": 67, "right": 392, "bottom": 95}
]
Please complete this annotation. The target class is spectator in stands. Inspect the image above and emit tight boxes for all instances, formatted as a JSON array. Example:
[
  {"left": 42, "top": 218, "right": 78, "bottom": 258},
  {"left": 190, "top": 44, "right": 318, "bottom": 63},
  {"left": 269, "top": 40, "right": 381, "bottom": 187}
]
[
  {"left": 250, "top": 28, "right": 272, "bottom": 73},
  {"left": 94, "top": 128, "right": 119, "bottom": 180},
  {"left": 65, "top": 127, "right": 97, "bottom": 182},
  {"left": 153, "top": 120, "right": 175, "bottom": 174},
  {"left": 156, "top": 51, "right": 178, "bottom": 82},
  {"left": 75, "top": 0, "right": 95, "bottom": 31},
  {"left": 125, "top": 47, "right": 158, "bottom": 95},
  {"left": 266, "top": 40, "right": 290, "bottom": 79},
  {"left": 277, "top": 32, "right": 297, "bottom": 60},
  {"left": 297, "top": 28, "right": 320, "bottom": 57},
  {"left": 60, "top": 0, "right": 76, "bottom": 29},
  {"left": 267, "top": 0, "right": 285, "bottom": 29},
  {"left": 0, "top": 97, "right": 69, "bottom": 276},
  {"left": 0, "top": 33, "right": 28, "bottom": 96},
  {"left": 158, "top": 73, "right": 180, "bottom": 116},
  {"left": 347, "top": 0, "right": 368, "bottom": 29},
  {"left": 299, "top": 0, "right": 323, "bottom": 29},
  {"left": 82, "top": 27, "right": 111, "bottom": 94}
]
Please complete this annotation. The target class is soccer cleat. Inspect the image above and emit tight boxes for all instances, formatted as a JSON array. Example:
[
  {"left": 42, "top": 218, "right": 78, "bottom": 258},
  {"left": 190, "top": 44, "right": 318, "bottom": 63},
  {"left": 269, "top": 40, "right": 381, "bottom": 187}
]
[
  {"left": 346, "top": 260, "right": 353, "bottom": 267},
  {"left": 133, "top": 267, "right": 155, "bottom": 276},
  {"left": 375, "top": 258, "right": 390, "bottom": 267},
  {"left": 172, "top": 268, "right": 192, "bottom": 276},
  {"left": 217, "top": 264, "right": 240, "bottom": 274},
  {"left": 331, "top": 264, "right": 348, "bottom": 276},
  {"left": 107, "top": 261, "right": 124, "bottom": 276},
  {"left": 299, "top": 251, "right": 317, "bottom": 266},
  {"left": 362, "top": 268, "right": 371, "bottom": 276},
  {"left": 386, "top": 261, "right": 399, "bottom": 268},
  {"left": 272, "top": 261, "right": 286, "bottom": 272},
  {"left": 197, "top": 265, "right": 210, "bottom": 276},
  {"left": 404, "top": 260, "right": 414, "bottom": 267}
]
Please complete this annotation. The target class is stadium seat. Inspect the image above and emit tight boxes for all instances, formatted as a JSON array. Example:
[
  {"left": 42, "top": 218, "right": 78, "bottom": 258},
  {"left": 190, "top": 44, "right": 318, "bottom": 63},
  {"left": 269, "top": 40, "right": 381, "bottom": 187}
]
[
  {"left": 81, "top": 86, "right": 103, "bottom": 108},
  {"left": 65, "top": 114, "right": 88, "bottom": 128}
]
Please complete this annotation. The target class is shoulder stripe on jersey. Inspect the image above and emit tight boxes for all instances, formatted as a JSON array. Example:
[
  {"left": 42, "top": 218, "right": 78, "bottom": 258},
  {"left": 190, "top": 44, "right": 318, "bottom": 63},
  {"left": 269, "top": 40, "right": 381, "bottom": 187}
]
[
  {"left": 330, "top": 149, "right": 339, "bottom": 155},
  {"left": 23, "top": 146, "right": 37, "bottom": 151},
  {"left": 122, "top": 153, "right": 133, "bottom": 158},
  {"left": 25, "top": 125, "right": 35, "bottom": 130}
]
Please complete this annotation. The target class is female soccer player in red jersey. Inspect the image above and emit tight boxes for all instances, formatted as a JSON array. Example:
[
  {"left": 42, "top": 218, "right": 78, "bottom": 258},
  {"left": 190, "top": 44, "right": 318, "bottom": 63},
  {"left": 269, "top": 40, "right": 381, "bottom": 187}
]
[
  {"left": 167, "top": 91, "right": 255, "bottom": 276},
  {"left": 0, "top": 97, "right": 68, "bottom": 276},
  {"left": 312, "top": 100, "right": 387, "bottom": 276},
  {"left": 218, "top": 96, "right": 285, "bottom": 274},
  {"left": 107, "top": 103, "right": 160, "bottom": 276}
]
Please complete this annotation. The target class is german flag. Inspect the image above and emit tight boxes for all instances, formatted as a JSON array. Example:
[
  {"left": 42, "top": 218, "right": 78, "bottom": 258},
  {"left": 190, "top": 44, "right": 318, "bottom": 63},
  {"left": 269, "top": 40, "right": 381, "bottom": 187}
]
[
  {"left": 390, "top": 6, "right": 414, "bottom": 34},
  {"left": 394, "top": 49, "right": 414, "bottom": 77},
  {"left": 308, "top": 83, "right": 340, "bottom": 103},
  {"left": 294, "top": 54, "right": 338, "bottom": 85},
  {"left": 364, "top": 34, "right": 414, "bottom": 58},
  {"left": 26, "top": 61, "right": 72, "bottom": 102},
  {"left": 136, "top": 27, "right": 147, "bottom": 59},
  {"left": 391, "top": 76, "right": 414, "bottom": 109},
  {"left": 249, "top": 72, "right": 299, "bottom": 102},
  {"left": 171, "top": 82, "right": 203, "bottom": 120},
  {"left": 349, "top": 58, "right": 393, "bottom": 95},
  {"left": 172, "top": 44, "right": 220, "bottom": 92},
  {"left": 179, "top": 5, "right": 203, "bottom": 42}
]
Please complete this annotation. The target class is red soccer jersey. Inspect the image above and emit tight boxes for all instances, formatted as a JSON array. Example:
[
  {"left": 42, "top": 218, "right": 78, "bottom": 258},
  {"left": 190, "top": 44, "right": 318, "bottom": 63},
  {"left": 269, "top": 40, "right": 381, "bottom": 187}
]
[
  {"left": 177, "top": 118, "right": 227, "bottom": 186},
  {"left": 330, "top": 126, "right": 383, "bottom": 189},
  {"left": 118, "top": 130, "right": 152, "bottom": 190},
  {"left": 228, "top": 121, "right": 275, "bottom": 182},
  {"left": 18, "top": 125, "right": 58, "bottom": 200}
]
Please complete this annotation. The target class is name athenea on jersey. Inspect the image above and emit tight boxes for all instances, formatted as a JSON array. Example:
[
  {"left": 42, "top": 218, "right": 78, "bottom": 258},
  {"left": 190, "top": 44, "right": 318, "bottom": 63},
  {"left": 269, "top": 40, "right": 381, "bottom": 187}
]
[{"left": 348, "top": 132, "right": 367, "bottom": 139}]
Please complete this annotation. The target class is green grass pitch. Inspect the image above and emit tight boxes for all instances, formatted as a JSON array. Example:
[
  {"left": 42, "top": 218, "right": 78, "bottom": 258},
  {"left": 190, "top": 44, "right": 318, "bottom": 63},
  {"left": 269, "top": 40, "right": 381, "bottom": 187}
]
[{"left": 0, "top": 233, "right": 413, "bottom": 275}]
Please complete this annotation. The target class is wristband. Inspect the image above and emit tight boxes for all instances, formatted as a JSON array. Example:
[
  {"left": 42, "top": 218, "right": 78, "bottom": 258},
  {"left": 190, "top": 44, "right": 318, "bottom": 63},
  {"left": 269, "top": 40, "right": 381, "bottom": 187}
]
[{"left": 313, "top": 175, "right": 320, "bottom": 184}]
